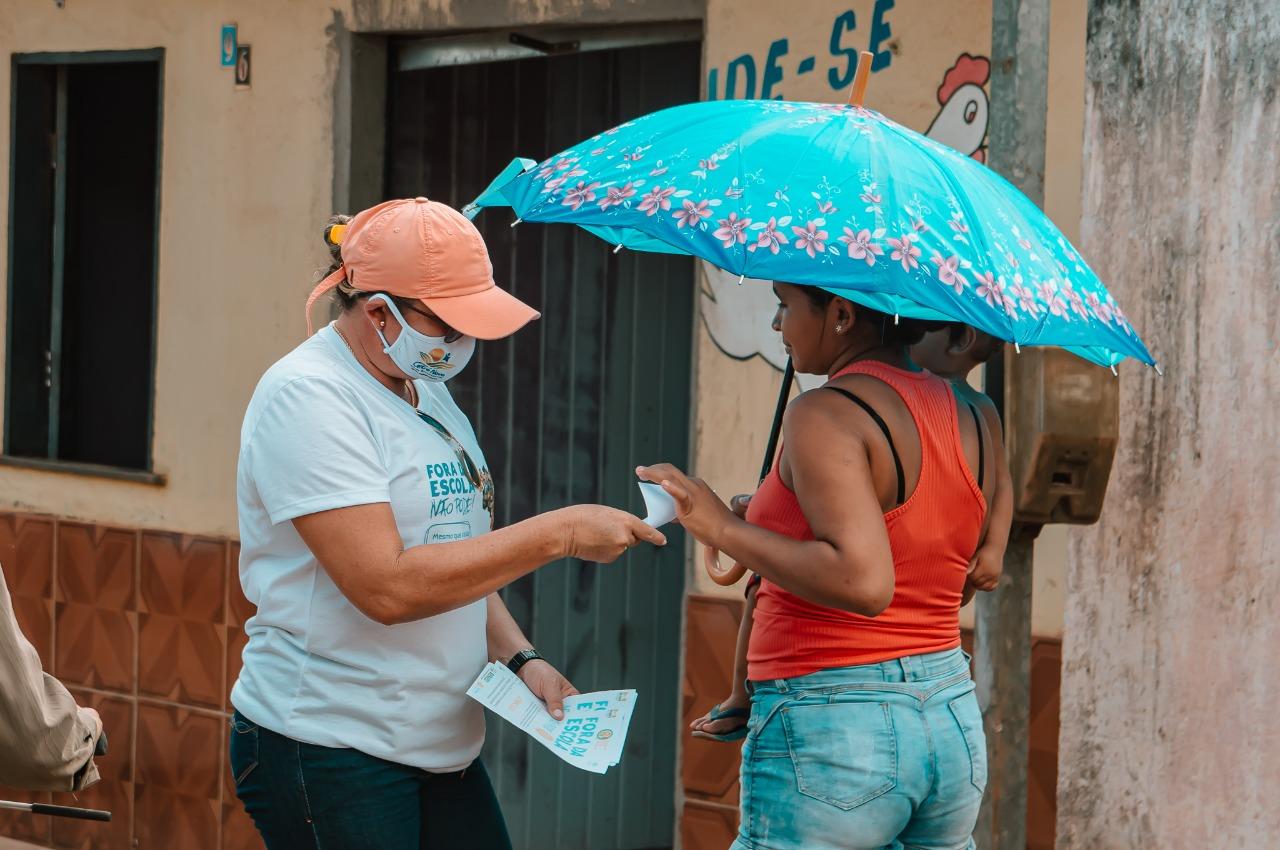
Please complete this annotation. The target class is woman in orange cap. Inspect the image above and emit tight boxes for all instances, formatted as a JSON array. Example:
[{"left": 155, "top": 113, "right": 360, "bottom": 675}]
[{"left": 228, "top": 198, "right": 665, "bottom": 850}]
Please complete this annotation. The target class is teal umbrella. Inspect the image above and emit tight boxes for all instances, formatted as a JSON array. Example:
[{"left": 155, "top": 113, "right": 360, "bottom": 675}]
[{"left": 466, "top": 74, "right": 1154, "bottom": 370}]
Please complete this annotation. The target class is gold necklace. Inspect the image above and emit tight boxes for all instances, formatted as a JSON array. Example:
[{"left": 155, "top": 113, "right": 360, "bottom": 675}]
[{"left": 333, "top": 324, "right": 417, "bottom": 407}]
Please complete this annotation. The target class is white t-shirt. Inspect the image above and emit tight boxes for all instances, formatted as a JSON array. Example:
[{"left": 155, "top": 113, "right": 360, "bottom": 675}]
[{"left": 232, "top": 324, "right": 492, "bottom": 772}]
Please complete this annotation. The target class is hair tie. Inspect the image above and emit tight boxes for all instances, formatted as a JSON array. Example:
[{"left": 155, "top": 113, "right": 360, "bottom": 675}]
[{"left": 325, "top": 223, "right": 348, "bottom": 246}]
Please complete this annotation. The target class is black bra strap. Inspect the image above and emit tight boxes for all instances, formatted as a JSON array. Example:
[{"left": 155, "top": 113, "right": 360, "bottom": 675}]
[
  {"left": 966, "top": 402, "right": 985, "bottom": 490},
  {"left": 824, "top": 387, "right": 905, "bottom": 506}
]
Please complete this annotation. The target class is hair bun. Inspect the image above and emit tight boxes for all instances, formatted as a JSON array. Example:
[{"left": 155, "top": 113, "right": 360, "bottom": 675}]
[
  {"left": 322, "top": 214, "right": 352, "bottom": 250},
  {"left": 324, "top": 223, "right": 348, "bottom": 246}
]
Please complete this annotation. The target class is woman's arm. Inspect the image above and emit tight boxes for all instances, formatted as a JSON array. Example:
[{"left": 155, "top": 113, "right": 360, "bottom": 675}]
[
  {"left": 293, "top": 503, "right": 664, "bottom": 625},
  {"left": 967, "top": 399, "right": 1013, "bottom": 591},
  {"left": 486, "top": 593, "right": 579, "bottom": 720},
  {"left": 641, "top": 394, "right": 896, "bottom": 616}
]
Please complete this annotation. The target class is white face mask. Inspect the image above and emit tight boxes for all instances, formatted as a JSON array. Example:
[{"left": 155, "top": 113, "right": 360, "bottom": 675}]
[{"left": 368, "top": 294, "right": 475, "bottom": 383}]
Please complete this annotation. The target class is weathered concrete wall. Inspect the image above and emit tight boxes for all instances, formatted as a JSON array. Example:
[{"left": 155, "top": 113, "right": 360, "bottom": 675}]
[{"left": 1057, "top": 1, "right": 1280, "bottom": 846}]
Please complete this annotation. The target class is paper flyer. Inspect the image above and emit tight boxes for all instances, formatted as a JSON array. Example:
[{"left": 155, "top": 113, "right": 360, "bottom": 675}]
[
  {"left": 466, "top": 662, "right": 638, "bottom": 774},
  {"left": 638, "top": 481, "right": 678, "bottom": 527}
]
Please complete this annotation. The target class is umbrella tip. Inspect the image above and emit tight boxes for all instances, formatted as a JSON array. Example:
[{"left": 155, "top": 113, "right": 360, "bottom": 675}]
[
  {"left": 848, "top": 51, "right": 874, "bottom": 107},
  {"left": 1111, "top": 364, "right": 1119, "bottom": 376},
  {"left": 1014, "top": 342, "right": 1022, "bottom": 354},
  {"left": 510, "top": 217, "right": 523, "bottom": 228},
  {"left": 1154, "top": 363, "right": 1165, "bottom": 376},
  {"left": 614, "top": 244, "right": 624, "bottom": 254},
  {"left": 737, "top": 274, "right": 745, "bottom": 285},
  {"left": 893, "top": 313, "right": 900, "bottom": 325}
]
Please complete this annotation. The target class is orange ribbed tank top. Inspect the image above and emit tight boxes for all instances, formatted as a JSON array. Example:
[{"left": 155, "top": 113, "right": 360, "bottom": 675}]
[{"left": 746, "top": 361, "right": 987, "bottom": 681}]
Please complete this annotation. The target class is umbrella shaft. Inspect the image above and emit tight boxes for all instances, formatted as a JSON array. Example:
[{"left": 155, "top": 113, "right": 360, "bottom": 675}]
[
  {"left": 0, "top": 800, "right": 112, "bottom": 822},
  {"left": 760, "top": 359, "right": 795, "bottom": 483}
]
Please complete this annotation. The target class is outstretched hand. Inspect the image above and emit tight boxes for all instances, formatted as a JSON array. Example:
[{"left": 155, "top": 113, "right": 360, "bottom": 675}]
[{"left": 636, "top": 464, "right": 737, "bottom": 548}]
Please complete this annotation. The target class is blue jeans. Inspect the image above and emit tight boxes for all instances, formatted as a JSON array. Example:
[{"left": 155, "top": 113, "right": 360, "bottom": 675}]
[
  {"left": 731, "top": 648, "right": 986, "bottom": 850},
  {"left": 229, "top": 711, "right": 512, "bottom": 850}
]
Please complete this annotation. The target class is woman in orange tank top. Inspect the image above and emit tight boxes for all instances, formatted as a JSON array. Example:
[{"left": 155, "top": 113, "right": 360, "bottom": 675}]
[{"left": 640, "top": 283, "right": 1003, "bottom": 850}]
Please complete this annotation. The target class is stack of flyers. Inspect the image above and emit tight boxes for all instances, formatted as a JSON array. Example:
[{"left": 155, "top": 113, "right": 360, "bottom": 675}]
[{"left": 466, "top": 662, "right": 637, "bottom": 774}]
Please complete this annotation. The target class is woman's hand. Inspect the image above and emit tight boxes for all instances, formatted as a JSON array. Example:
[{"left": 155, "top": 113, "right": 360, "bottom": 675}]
[
  {"left": 636, "top": 464, "right": 737, "bottom": 548},
  {"left": 556, "top": 505, "right": 667, "bottom": 563},
  {"left": 517, "top": 659, "right": 580, "bottom": 721}
]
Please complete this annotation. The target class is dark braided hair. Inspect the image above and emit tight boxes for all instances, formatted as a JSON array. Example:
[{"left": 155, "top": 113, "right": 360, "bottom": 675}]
[{"left": 795, "top": 284, "right": 946, "bottom": 346}]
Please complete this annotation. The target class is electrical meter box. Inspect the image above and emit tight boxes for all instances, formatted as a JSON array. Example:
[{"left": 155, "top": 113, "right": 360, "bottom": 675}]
[{"left": 1002, "top": 347, "right": 1119, "bottom": 526}]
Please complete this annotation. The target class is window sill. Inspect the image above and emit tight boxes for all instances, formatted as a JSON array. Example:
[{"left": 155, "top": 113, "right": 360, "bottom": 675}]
[{"left": 0, "top": 455, "right": 166, "bottom": 486}]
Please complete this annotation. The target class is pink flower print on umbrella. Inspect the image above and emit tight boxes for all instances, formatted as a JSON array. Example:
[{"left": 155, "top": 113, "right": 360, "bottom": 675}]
[
  {"left": 1037, "top": 280, "right": 1069, "bottom": 318},
  {"left": 749, "top": 218, "right": 790, "bottom": 255},
  {"left": 1005, "top": 251, "right": 1020, "bottom": 268},
  {"left": 649, "top": 162, "right": 669, "bottom": 177},
  {"left": 590, "top": 146, "right": 608, "bottom": 156},
  {"left": 861, "top": 183, "right": 883, "bottom": 212},
  {"left": 638, "top": 186, "right": 677, "bottom": 216},
  {"left": 1010, "top": 281, "right": 1040, "bottom": 316},
  {"left": 674, "top": 199, "right": 714, "bottom": 229},
  {"left": 562, "top": 181, "right": 601, "bottom": 211},
  {"left": 888, "top": 233, "right": 921, "bottom": 272},
  {"left": 598, "top": 182, "right": 636, "bottom": 211},
  {"left": 1110, "top": 300, "right": 1131, "bottom": 332},
  {"left": 975, "top": 271, "right": 1004, "bottom": 307},
  {"left": 537, "top": 156, "right": 577, "bottom": 179},
  {"left": 839, "top": 228, "right": 884, "bottom": 266},
  {"left": 1061, "top": 280, "right": 1090, "bottom": 321},
  {"left": 698, "top": 155, "right": 721, "bottom": 171},
  {"left": 932, "top": 254, "right": 969, "bottom": 295},
  {"left": 1086, "top": 291, "right": 1114, "bottom": 324},
  {"left": 791, "top": 220, "right": 829, "bottom": 258},
  {"left": 999, "top": 274, "right": 1022, "bottom": 316},
  {"left": 713, "top": 213, "right": 752, "bottom": 248},
  {"left": 912, "top": 218, "right": 930, "bottom": 234},
  {"left": 949, "top": 212, "right": 971, "bottom": 243},
  {"left": 543, "top": 173, "right": 571, "bottom": 194}
]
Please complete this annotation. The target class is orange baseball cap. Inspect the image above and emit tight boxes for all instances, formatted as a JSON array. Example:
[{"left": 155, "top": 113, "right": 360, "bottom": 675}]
[{"left": 305, "top": 197, "right": 539, "bottom": 339}]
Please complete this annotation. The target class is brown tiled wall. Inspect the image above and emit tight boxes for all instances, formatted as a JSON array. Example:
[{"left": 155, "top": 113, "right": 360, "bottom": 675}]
[
  {"left": 0, "top": 512, "right": 262, "bottom": 850},
  {"left": 679, "top": 594, "right": 1063, "bottom": 850}
]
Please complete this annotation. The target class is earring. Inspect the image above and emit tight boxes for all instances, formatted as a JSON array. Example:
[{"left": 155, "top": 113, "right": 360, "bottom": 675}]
[
  {"left": 835, "top": 324, "right": 844, "bottom": 334},
  {"left": 380, "top": 321, "right": 386, "bottom": 328}
]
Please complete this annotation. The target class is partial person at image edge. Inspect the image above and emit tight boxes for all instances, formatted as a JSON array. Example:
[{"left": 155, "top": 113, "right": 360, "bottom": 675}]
[{"left": 0, "top": 563, "right": 102, "bottom": 791}]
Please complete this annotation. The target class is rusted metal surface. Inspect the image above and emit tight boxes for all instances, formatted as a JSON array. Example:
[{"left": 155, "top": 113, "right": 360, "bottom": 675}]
[{"left": 1058, "top": 0, "right": 1280, "bottom": 846}]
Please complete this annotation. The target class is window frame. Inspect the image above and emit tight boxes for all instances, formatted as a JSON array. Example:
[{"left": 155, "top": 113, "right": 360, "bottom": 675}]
[{"left": 5, "top": 48, "right": 165, "bottom": 482}]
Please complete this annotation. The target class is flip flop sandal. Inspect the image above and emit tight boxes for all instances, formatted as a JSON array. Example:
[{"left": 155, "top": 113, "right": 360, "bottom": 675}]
[{"left": 690, "top": 704, "right": 750, "bottom": 743}]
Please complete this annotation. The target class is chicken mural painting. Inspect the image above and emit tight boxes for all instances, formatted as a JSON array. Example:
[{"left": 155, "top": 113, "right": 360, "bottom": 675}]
[
  {"left": 700, "top": 53, "right": 992, "bottom": 383},
  {"left": 925, "top": 54, "right": 992, "bottom": 162}
]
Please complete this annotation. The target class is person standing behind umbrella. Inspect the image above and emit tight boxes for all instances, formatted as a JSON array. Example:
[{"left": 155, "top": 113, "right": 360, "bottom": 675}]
[
  {"left": 229, "top": 198, "right": 665, "bottom": 850},
  {"left": 642, "top": 281, "right": 997, "bottom": 850}
]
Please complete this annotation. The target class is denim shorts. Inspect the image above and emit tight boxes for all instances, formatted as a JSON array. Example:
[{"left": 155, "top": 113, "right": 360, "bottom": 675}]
[{"left": 731, "top": 647, "right": 986, "bottom": 850}]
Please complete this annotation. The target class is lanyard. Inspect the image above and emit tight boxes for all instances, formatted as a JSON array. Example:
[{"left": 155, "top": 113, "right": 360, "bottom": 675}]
[{"left": 414, "top": 409, "right": 496, "bottom": 528}]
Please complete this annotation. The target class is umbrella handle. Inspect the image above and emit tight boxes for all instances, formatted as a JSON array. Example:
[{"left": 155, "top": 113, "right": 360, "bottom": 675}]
[{"left": 702, "top": 544, "right": 747, "bottom": 586}]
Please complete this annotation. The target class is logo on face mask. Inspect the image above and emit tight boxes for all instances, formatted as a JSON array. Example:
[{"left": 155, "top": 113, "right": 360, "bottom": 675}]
[{"left": 412, "top": 348, "right": 456, "bottom": 380}]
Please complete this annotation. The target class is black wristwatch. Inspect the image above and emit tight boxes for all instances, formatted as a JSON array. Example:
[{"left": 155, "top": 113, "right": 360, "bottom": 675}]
[{"left": 507, "top": 649, "right": 544, "bottom": 676}]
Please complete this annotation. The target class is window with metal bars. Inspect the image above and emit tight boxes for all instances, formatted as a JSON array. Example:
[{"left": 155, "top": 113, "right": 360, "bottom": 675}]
[{"left": 5, "top": 51, "right": 162, "bottom": 476}]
